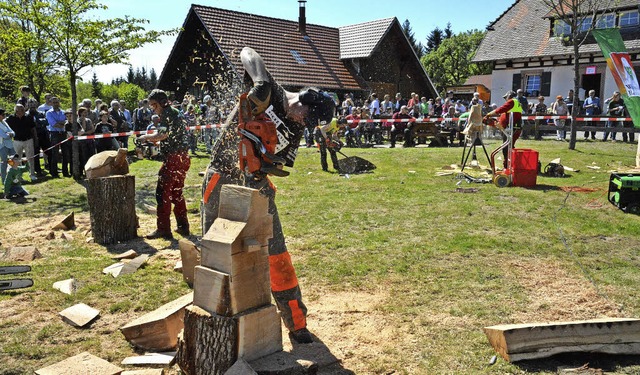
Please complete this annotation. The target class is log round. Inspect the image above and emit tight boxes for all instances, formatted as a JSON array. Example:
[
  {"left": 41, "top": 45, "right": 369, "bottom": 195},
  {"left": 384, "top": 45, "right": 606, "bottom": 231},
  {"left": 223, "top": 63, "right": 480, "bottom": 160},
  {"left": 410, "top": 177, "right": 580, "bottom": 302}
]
[
  {"left": 176, "top": 305, "right": 237, "bottom": 375},
  {"left": 86, "top": 175, "right": 137, "bottom": 244}
]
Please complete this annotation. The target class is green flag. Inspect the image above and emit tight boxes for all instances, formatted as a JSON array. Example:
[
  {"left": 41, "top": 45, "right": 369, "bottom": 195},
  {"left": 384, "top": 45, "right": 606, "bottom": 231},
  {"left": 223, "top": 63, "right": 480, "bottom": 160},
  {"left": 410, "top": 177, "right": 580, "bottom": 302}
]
[{"left": 592, "top": 28, "right": 640, "bottom": 129}]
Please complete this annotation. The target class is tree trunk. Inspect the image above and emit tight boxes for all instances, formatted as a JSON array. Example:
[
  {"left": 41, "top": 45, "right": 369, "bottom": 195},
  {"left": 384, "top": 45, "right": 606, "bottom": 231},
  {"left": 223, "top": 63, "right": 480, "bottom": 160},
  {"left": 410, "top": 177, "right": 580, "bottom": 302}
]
[
  {"left": 569, "top": 46, "right": 580, "bottom": 150},
  {"left": 86, "top": 175, "right": 137, "bottom": 244},
  {"left": 176, "top": 305, "right": 237, "bottom": 375}
]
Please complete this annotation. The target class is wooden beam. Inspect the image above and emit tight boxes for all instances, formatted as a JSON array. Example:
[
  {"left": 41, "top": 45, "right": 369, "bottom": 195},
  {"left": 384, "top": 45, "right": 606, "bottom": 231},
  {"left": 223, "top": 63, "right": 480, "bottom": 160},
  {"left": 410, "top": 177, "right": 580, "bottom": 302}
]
[{"left": 484, "top": 318, "right": 640, "bottom": 362}]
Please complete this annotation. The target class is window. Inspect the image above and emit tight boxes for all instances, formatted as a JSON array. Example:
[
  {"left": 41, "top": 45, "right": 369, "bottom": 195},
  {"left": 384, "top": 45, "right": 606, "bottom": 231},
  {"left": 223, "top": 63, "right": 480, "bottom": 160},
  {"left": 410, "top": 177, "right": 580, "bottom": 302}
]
[
  {"left": 290, "top": 50, "right": 305, "bottom": 64},
  {"left": 619, "top": 10, "right": 640, "bottom": 28},
  {"left": 525, "top": 74, "right": 541, "bottom": 95},
  {"left": 596, "top": 13, "right": 615, "bottom": 29},
  {"left": 553, "top": 19, "right": 571, "bottom": 36},
  {"left": 578, "top": 16, "right": 593, "bottom": 32}
]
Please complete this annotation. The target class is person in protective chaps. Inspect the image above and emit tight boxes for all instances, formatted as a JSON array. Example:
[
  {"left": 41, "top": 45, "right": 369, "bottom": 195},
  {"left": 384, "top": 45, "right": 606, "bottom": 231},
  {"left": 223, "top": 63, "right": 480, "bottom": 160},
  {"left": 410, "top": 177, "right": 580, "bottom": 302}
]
[
  {"left": 141, "top": 89, "right": 191, "bottom": 240},
  {"left": 201, "top": 47, "right": 334, "bottom": 344}
]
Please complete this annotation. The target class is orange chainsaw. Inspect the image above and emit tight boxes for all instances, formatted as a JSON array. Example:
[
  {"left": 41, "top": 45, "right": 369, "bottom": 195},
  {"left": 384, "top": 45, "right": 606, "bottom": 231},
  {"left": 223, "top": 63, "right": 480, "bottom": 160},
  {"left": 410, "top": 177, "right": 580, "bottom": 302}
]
[{"left": 238, "top": 93, "right": 289, "bottom": 178}]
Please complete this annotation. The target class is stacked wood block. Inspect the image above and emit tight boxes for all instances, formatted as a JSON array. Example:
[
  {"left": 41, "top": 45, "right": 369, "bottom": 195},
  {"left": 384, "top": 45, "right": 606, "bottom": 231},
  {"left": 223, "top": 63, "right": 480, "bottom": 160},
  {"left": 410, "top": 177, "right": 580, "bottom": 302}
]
[{"left": 177, "top": 185, "right": 281, "bottom": 375}]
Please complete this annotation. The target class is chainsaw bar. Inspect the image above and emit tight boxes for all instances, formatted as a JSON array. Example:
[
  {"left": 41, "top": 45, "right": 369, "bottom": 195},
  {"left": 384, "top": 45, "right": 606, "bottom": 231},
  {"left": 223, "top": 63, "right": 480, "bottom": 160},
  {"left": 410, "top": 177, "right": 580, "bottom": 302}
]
[
  {"left": 0, "top": 279, "right": 33, "bottom": 291},
  {"left": 0, "top": 265, "right": 31, "bottom": 275}
]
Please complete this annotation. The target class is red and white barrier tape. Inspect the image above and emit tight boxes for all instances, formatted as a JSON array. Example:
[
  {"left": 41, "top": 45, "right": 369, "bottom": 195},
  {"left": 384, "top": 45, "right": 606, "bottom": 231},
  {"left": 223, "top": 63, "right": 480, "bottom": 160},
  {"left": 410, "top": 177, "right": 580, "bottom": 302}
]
[
  {"left": 345, "top": 115, "right": 633, "bottom": 124},
  {"left": 74, "top": 123, "right": 224, "bottom": 140}
]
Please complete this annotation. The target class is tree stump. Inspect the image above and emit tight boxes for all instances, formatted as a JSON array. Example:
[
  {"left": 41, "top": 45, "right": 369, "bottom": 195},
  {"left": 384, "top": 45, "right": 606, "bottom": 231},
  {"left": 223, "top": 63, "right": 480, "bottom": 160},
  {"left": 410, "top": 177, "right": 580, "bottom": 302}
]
[
  {"left": 176, "top": 305, "right": 237, "bottom": 375},
  {"left": 86, "top": 175, "right": 137, "bottom": 244}
]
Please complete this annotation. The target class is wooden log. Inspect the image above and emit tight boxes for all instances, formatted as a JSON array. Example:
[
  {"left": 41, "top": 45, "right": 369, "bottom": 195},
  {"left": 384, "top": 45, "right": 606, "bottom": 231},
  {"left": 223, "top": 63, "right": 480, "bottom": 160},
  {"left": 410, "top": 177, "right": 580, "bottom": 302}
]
[
  {"left": 484, "top": 318, "right": 640, "bottom": 362},
  {"left": 120, "top": 292, "right": 193, "bottom": 351},
  {"left": 176, "top": 305, "right": 237, "bottom": 375},
  {"left": 86, "top": 175, "right": 137, "bottom": 244}
]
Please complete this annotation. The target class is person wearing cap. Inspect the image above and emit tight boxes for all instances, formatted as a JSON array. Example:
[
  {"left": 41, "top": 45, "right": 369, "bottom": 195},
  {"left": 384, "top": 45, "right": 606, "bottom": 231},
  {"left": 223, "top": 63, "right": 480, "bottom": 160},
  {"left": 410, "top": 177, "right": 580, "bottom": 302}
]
[
  {"left": 4, "top": 154, "right": 29, "bottom": 198},
  {"left": 483, "top": 90, "right": 523, "bottom": 167},
  {"left": 139, "top": 89, "right": 191, "bottom": 240},
  {"left": 200, "top": 46, "right": 323, "bottom": 345}
]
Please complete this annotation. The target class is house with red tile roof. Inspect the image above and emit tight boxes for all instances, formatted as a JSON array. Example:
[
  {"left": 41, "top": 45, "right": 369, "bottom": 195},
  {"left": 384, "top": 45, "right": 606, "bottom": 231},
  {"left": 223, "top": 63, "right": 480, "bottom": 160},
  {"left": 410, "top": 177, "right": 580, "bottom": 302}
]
[
  {"left": 157, "top": 3, "right": 437, "bottom": 104},
  {"left": 473, "top": 0, "right": 640, "bottom": 107}
]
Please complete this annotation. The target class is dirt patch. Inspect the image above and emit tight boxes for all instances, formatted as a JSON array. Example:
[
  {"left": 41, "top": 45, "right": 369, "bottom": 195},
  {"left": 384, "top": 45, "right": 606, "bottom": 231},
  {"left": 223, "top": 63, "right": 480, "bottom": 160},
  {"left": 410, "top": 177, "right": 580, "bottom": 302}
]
[{"left": 509, "top": 259, "right": 623, "bottom": 323}]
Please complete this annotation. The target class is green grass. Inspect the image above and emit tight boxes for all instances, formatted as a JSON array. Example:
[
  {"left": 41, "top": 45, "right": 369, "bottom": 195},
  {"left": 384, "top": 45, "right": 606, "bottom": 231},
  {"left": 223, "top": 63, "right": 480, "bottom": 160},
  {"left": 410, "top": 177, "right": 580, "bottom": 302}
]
[{"left": 1, "top": 137, "right": 640, "bottom": 374}]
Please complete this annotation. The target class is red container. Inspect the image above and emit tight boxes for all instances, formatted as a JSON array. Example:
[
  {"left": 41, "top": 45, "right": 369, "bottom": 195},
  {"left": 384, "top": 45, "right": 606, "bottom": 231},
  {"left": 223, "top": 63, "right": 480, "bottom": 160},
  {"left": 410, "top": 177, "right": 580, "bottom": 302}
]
[
  {"left": 512, "top": 169, "right": 537, "bottom": 187},
  {"left": 511, "top": 148, "right": 539, "bottom": 171}
]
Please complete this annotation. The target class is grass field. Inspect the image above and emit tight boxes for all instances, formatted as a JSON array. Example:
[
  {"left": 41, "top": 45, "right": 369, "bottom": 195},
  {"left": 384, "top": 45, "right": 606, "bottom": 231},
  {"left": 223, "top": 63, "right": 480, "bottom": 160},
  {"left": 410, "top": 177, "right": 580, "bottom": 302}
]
[{"left": 1, "top": 136, "right": 640, "bottom": 374}]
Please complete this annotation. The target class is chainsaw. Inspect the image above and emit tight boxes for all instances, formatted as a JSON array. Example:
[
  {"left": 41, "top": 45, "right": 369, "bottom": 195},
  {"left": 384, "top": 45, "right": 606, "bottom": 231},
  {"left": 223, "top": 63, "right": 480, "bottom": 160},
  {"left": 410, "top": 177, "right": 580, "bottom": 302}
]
[
  {"left": 0, "top": 265, "right": 33, "bottom": 291},
  {"left": 238, "top": 93, "right": 290, "bottom": 178}
]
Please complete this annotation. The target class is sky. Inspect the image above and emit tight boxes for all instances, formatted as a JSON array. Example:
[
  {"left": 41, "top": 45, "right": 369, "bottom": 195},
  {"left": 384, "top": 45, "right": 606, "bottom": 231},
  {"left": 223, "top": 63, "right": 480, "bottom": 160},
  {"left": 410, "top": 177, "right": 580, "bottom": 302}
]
[{"left": 88, "top": 0, "right": 516, "bottom": 83}]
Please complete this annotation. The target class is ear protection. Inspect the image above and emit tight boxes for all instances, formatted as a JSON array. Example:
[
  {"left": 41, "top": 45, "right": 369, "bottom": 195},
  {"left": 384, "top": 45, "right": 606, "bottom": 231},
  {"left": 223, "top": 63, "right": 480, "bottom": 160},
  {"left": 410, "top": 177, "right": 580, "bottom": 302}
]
[{"left": 299, "top": 89, "right": 335, "bottom": 126}]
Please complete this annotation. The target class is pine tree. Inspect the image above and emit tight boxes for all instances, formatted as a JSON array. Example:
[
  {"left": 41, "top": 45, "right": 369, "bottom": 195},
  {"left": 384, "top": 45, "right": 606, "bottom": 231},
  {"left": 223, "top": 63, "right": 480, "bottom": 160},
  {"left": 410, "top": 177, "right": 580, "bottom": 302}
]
[
  {"left": 401, "top": 19, "right": 424, "bottom": 58},
  {"left": 149, "top": 68, "right": 158, "bottom": 90},
  {"left": 126, "top": 66, "right": 135, "bottom": 84},
  {"left": 91, "top": 71, "right": 102, "bottom": 98}
]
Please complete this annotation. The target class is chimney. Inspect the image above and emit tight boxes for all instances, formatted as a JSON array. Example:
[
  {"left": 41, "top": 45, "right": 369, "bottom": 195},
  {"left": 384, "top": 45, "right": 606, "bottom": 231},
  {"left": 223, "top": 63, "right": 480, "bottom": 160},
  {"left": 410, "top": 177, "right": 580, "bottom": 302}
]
[{"left": 298, "top": 0, "right": 307, "bottom": 35}]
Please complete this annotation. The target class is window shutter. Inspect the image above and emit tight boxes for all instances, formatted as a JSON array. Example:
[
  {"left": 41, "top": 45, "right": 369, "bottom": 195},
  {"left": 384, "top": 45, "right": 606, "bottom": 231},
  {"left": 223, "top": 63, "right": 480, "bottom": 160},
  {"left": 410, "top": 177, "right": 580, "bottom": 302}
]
[
  {"left": 512, "top": 73, "right": 521, "bottom": 91},
  {"left": 541, "top": 72, "right": 552, "bottom": 96}
]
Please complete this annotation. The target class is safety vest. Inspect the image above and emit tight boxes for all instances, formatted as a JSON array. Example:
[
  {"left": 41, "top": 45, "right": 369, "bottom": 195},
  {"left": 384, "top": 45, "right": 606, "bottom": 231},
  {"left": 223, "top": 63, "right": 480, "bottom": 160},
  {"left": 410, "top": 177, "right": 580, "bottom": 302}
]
[{"left": 508, "top": 99, "right": 523, "bottom": 113}]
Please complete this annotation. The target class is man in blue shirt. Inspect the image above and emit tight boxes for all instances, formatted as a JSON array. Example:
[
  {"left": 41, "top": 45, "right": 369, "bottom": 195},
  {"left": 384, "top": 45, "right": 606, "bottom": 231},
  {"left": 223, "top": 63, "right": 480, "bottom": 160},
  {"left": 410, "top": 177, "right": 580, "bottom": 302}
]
[
  {"left": 45, "top": 97, "right": 67, "bottom": 177},
  {"left": 582, "top": 90, "right": 600, "bottom": 140}
]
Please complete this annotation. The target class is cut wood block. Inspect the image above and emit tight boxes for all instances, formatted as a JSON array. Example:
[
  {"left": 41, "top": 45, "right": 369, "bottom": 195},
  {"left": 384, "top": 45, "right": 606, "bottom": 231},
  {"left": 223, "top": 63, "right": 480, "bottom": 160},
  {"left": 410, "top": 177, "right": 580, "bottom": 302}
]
[
  {"left": 52, "top": 278, "right": 77, "bottom": 295},
  {"left": 112, "top": 249, "right": 139, "bottom": 259},
  {"left": 60, "top": 232, "right": 73, "bottom": 241},
  {"left": 194, "top": 266, "right": 231, "bottom": 316},
  {"left": 120, "top": 254, "right": 149, "bottom": 275},
  {"left": 218, "top": 185, "right": 269, "bottom": 223},
  {"left": 103, "top": 262, "right": 124, "bottom": 277},
  {"left": 178, "top": 239, "right": 200, "bottom": 285},
  {"left": 224, "top": 358, "right": 257, "bottom": 375},
  {"left": 193, "top": 253, "right": 270, "bottom": 316},
  {"left": 120, "top": 292, "right": 193, "bottom": 351},
  {"left": 121, "top": 352, "right": 176, "bottom": 366},
  {"left": 45, "top": 231, "right": 55, "bottom": 240},
  {"left": 122, "top": 369, "right": 164, "bottom": 375},
  {"left": 201, "top": 234, "right": 270, "bottom": 276},
  {"left": 2, "top": 246, "right": 42, "bottom": 261},
  {"left": 484, "top": 318, "right": 640, "bottom": 362},
  {"left": 59, "top": 303, "right": 100, "bottom": 328},
  {"left": 52, "top": 211, "right": 75, "bottom": 230},
  {"left": 202, "top": 218, "right": 247, "bottom": 257},
  {"left": 237, "top": 304, "right": 283, "bottom": 362},
  {"left": 174, "top": 261, "right": 182, "bottom": 272},
  {"left": 35, "top": 351, "right": 122, "bottom": 375}
]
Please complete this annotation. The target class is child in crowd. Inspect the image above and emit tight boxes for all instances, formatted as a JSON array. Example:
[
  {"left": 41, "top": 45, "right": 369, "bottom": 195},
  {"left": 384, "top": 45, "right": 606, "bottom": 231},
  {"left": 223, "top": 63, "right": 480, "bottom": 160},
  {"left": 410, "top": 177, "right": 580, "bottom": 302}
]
[{"left": 4, "top": 154, "right": 29, "bottom": 199}]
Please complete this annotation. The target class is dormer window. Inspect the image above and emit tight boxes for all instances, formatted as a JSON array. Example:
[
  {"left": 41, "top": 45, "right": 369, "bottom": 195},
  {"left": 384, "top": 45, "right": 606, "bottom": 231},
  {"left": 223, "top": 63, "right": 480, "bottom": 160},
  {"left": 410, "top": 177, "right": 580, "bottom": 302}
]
[
  {"left": 553, "top": 19, "right": 571, "bottom": 36},
  {"left": 596, "top": 13, "right": 615, "bottom": 29},
  {"left": 619, "top": 10, "right": 639, "bottom": 28}
]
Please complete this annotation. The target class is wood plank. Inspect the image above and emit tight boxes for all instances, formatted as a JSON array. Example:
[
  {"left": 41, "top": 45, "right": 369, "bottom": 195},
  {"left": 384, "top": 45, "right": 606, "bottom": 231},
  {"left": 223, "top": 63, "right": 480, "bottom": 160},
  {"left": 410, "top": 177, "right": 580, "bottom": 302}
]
[
  {"left": 121, "top": 352, "right": 176, "bottom": 366},
  {"left": 484, "top": 318, "right": 640, "bottom": 362},
  {"left": 59, "top": 303, "right": 100, "bottom": 327},
  {"left": 112, "top": 249, "right": 139, "bottom": 259},
  {"left": 120, "top": 254, "right": 149, "bottom": 275},
  {"left": 103, "top": 262, "right": 125, "bottom": 277},
  {"left": 122, "top": 370, "right": 164, "bottom": 375},
  {"left": 237, "top": 305, "right": 283, "bottom": 362},
  {"left": 217, "top": 185, "right": 269, "bottom": 223},
  {"left": 120, "top": 292, "right": 193, "bottom": 351},
  {"left": 35, "top": 352, "right": 121, "bottom": 375},
  {"left": 178, "top": 239, "right": 200, "bottom": 285}
]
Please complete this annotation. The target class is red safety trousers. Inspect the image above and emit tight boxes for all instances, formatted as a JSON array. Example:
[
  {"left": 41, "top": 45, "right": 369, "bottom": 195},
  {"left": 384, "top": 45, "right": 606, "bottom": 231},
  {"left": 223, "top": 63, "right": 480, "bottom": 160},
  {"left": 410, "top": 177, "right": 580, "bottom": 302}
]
[{"left": 156, "top": 151, "right": 191, "bottom": 233}]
